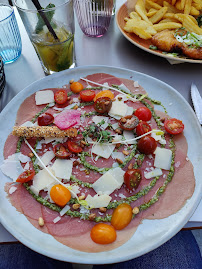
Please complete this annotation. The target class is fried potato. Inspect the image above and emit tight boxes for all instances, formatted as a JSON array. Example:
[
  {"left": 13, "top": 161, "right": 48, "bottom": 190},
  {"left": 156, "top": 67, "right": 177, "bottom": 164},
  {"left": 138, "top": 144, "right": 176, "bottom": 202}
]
[
  {"left": 133, "top": 27, "right": 153, "bottom": 39},
  {"left": 135, "top": 0, "right": 152, "bottom": 24},
  {"left": 171, "top": 0, "right": 177, "bottom": 5},
  {"left": 159, "top": 18, "right": 180, "bottom": 23},
  {"left": 147, "top": 8, "right": 158, "bottom": 17},
  {"left": 145, "top": 0, "right": 162, "bottom": 10},
  {"left": 184, "top": 0, "right": 192, "bottom": 14},
  {"left": 129, "top": 11, "right": 142, "bottom": 20},
  {"left": 153, "top": 22, "right": 182, "bottom": 31},
  {"left": 192, "top": 0, "right": 202, "bottom": 10},
  {"left": 124, "top": 18, "right": 142, "bottom": 32},
  {"left": 174, "top": 13, "right": 198, "bottom": 24},
  {"left": 175, "top": 15, "right": 202, "bottom": 34},
  {"left": 163, "top": 1, "right": 181, "bottom": 13},
  {"left": 149, "top": 7, "right": 168, "bottom": 23},
  {"left": 190, "top": 6, "right": 200, "bottom": 16}
]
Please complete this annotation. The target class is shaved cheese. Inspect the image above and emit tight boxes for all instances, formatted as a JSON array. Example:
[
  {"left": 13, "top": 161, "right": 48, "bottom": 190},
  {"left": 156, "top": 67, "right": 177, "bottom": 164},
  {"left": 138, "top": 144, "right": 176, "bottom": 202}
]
[
  {"left": 32, "top": 168, "right": 56, "bottom": 191},
  {"left": 20, "top": 121, "right": 35, "bottom": 127},
  {"left": 118, "top": 83, "right": 131, "bottom": 94},
  {"left": 53, "top": 216, "right": 61, "bottom": 223},
  {"left": 154, "top": 147, "right": 172, "bottom": 170},
  {"left": 30, "top": 185, "right": 40, "bottom": 196},
  {"left": 111, "top": 152, "right": 125, "bottom": 162},
  {"left": 92, "top": 167, "right": 125, "bottom": 195},
  {"left": 9, "top": 186, "right": 17, "bottom": 194},
  {"left": 91, "top": 144, "right": 115, "bottom": 159},
  {"left": 24, "top": 162, "right": 30, "bottom": 170},
  {"left": 51, "top": 159, "right": 73, "bottom": 180},
  {"left": 151, "top": 131, "right": 166, "bottom": 145},
  {"left": 144, "top": 168, "right": 162, "bottom": 179},
  {"left": 0, "top": 160, "right": 24, "bottom": 181},
  {"left": 85, "top": 194, "right": 112, "bottom": 208},
  {"left": 92, "top": 116, "right": 109, "bottom": 130},
  {"left": 109, "top": 100, "right": 128, "bottom": 118},
  {"left": 111, "top": 123, "right": 119, "bottom": 130},
  {"left": 134, "top": 81, "right": 139, "bottom": 87},
  {"left": 123, "top": 130, "right": 137, "bottom": 144},
  {"left": 125, "top": 106, "right": 134, "bottom": 116},
  {"left": 60, "top": 204, "right": 70, "bottom": 216},
  {"left": 37, "top": 150, "right": 55, "bottom": 168},
  {"left": 35, "top": 90, "right": 54, "bottom": 105}
]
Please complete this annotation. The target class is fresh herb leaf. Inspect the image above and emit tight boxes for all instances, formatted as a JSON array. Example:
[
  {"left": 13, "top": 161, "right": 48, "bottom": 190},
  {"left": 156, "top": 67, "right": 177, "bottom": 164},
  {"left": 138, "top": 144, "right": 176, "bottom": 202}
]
[
  {"left": 35, "top": 3, "right": 56, "bottom": 34},
  {"left": 149, "top": 45, "right": 158, "bottom": 50}
]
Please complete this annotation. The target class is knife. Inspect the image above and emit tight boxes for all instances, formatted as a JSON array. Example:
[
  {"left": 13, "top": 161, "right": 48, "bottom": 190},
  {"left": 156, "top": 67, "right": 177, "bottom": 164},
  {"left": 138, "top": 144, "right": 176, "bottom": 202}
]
[{"left": 191, "top": 83, "right": 202, "bottom": 125}]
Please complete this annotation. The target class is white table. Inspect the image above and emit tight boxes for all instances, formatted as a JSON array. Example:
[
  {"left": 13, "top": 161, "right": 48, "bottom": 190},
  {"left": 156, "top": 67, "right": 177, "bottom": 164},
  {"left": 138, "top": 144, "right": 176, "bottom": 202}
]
[{"left": 0, "top": 0, "right": 202, "bottom": 243}]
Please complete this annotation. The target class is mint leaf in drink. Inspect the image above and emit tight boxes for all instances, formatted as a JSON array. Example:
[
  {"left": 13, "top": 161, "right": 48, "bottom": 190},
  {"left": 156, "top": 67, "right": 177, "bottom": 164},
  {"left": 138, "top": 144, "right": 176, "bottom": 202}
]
[{"left": 35, "top": 3, "right": 56, "bottom": 34}]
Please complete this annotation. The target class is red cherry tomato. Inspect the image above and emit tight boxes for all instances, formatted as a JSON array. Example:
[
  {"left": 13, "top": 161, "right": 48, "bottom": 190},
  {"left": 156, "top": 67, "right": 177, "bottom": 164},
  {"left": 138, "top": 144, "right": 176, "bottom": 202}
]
[
  {"left": 136, "top": 121, "right": 152, "bottom": 136},
  {"left": 137, "top": 136, "right": 157, "bottom": 155},
  {"left": 80, "top": 90, "right": 95, "bottom": 102},
  {"left": 119, "top": 115, "right": 139, "bottom": 131},
  {"left": 53, "top": 143, "right": 71, "bottom": 159},
  {"left": 50, "top": 184, "right": 71, "bottom": 207},
  {"left": 134, "top": 107, "right": 152, "bottom": 121},
  {"left": 16, "top": 170, "right": 35, "bottom": 183},
  {"left": 94, "top": 97, "right": 112, "bottom": 114},
  {"left": 38, "top": 113, "right": 54, "bottom": 126},
  {"left": 90, "top": 223, "right": 117, "bottom": 244},
  {"left": 164, "top": 118, "right": 184, "bottom": 135},
  {"left": 54, "top": 89, "right": 68, "bottom": 104},
  {"left": 67, "top": 140, "right": 83, "bottom": 153},
  {"left": 124, "top": 169, "right": 142, "bottom": 190},
  {"left": 111, "top": 203, "right": 133, "bottom": 230}
]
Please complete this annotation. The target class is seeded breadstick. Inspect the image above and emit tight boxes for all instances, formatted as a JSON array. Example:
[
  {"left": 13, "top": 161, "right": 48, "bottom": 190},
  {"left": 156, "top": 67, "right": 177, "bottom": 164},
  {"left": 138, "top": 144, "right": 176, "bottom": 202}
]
[{"left": 12, "top": 126, "right": 77, "bottom": 138}]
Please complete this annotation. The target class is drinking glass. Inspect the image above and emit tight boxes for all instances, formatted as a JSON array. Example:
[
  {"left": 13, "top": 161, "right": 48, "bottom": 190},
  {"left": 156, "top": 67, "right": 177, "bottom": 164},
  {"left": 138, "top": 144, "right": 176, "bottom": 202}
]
[
  {"left": 15, "top": 0, "right": 75, "bottom": 75},
  {"left": 74, "top": 0, "right": 114, "bottom": 38},
  {"left": 0, "top": 4, "right": 22, "bottom": 64}
]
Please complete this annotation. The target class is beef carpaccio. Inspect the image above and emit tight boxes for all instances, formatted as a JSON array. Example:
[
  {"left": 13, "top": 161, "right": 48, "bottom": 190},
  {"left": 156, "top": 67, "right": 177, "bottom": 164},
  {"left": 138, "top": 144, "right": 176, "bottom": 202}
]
[{"left": 1, "top": 73, "right": 195, "bottom": 253}]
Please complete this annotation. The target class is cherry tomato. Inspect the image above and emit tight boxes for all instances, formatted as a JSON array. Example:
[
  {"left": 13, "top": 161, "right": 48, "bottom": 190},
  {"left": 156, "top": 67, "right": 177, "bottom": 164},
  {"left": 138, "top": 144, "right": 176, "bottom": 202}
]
[
  {"left": 38, "top": 113, "right": 54, "bottom": 126},
  {"left": 67, "top": 140, "right": 83, "bottom": 153},
  {"left": 80, "top": 90, "right": 95, "bottom": 102},
  {"left": 137, "top": 136, "right": 157, "bottom": 155},
  {"left": 124, "top": 169, "right": 142, "bottom": 190},
  {"left": 94, "top": 97, "right": 112, "bottom": 114},
  {"left": 134, "top": 107, "right": 152, "bottom": 121},
  {"left": 53, "top": 143, "right": 71, "bottom": 159},
  {"left": 50, "top": 184, "right": 71, "bottom": 207},
  {"left": 136, "top": 121, "right": 151, "bottom": 136},
  {"left": 111, "top": 203, "right": 133, "bottom": 230},
  {"left": 16, "top": 170, "right": 35, "bottom": 183},
  {"left": 54, "top": 89, "right": 68, "bottom": 104},
  {"left": 94, "top": 90, "right": 114, "bottom": 102},
  {"left": 164, "top": 118, "right": 184, "bottom": 135},
  {"left": 119, "top": 115, "right": 139, "bottom": 131},
  {"left": 90, "top": 223, "right": 117, "bottom": 244},
  {"left": 70, "top": 82, "right": 84, "bottom": 93}
]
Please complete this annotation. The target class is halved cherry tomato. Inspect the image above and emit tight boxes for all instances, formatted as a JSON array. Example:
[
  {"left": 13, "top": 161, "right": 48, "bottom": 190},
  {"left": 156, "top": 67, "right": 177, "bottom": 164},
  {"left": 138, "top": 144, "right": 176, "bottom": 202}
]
[
  {"left": 124, "top": 169, "right": 142, "bottom": 190},
  {"left": 16, "top": 170, "right": 35, "bottom": 183},
  {"left": 80, "top": 90, "right": 95, "bottom": 102},
  {"left": 53, "top": 143, "right": 71, "bottom": 159},
  {"left": 70, "top": 82, "right": 84, "bottom": 93},
  {"left": 67, "top": 140, "right": 83, "bottom": 153},
  {"left": 136, "top": 121, "right": 151, "bottom": 136},
  {"left": 94, "top": 97, "right": 112, "bottom": 113},
  {"left": 134, "top": 107, "right": 152, "bottom": 121},
  {"left": 50, "top": 184, "right": 71, "bottom": 207},
  {"left": 38, "top": 113, "right": 54, "bottom": 126},
  {"left": 94, "top": 90, "right": 114, "bottom": 102},
  {"left": 119, "top": 115, "right": 139, "bottom": 131},
  {"left": 90, "top": 223, "right": 117, "bottom": 244},
  {"left": 111, "top": 203, "right": 133, "bottom": 230},
  {"left": 164, "top": 118, "right": 184, "bottom": 135},
  {"left": 137, "top": 136, "right": 157, "bottom": 155},
  {"left": 54, "top": 89, "right": 68, "bottom": 104}
]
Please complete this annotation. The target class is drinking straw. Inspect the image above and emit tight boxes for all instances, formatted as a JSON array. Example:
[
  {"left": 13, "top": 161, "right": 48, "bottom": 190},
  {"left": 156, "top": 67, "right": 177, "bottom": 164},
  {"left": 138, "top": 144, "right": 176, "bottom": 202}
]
[{"left": 31, "top": 0, "right": 59, "bottom": 40}]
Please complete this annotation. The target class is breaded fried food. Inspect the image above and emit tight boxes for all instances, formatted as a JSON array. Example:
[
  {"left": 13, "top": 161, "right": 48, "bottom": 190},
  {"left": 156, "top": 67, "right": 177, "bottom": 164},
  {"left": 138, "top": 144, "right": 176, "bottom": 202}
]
[{"left": 151, "top": 29, "right": 202, "bottom": 59}]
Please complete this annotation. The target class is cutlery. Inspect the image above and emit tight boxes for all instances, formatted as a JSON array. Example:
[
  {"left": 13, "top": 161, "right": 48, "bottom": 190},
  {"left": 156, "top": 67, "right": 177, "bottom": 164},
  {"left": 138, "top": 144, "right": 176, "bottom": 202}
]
[{"left": 191, "top": 83, "right": 202, "bottom": 125}]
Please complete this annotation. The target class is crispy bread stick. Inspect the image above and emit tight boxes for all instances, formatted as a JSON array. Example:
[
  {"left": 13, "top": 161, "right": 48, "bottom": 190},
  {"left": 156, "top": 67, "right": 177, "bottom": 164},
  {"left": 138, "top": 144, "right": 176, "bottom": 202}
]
[{"left": 12, "top": 126, "right": 77, "bottom": 138}]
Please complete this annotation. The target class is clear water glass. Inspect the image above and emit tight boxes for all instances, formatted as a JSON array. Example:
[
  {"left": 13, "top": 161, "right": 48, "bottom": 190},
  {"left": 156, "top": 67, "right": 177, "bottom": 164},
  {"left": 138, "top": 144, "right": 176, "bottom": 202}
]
[
  {"left": 74, "top": 0, "right": 114, "bottom": 38},
  {"left": 0, "top": 4, "right": 22, "bottom": 64}
]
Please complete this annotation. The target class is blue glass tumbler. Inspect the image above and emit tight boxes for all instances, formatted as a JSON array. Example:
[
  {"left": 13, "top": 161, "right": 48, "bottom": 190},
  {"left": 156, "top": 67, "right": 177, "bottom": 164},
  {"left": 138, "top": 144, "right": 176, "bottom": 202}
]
[{"left": 0, "top": 4, "right": 22, "bottom": 64}]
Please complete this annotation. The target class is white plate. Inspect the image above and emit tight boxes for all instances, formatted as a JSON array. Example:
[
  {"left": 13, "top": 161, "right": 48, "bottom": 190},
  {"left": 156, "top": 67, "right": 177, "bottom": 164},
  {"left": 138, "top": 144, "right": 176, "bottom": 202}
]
[{"left": 0, "top": 66, "right": 201, "bottom": 264}]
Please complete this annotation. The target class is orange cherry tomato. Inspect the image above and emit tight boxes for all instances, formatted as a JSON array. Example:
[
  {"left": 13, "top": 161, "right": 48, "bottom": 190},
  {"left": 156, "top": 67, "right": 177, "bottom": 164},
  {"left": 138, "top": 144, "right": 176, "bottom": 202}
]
[
  {"left": 90, "top": 223, "right": 117, "bottom": 244},
  {"left": 111, "top": 203, "right": 133, "bottom": 230},
  {"left": 16, "top": 170, "right": 35, "bottom": 183},
  {"left": 70, "top": 82, "right": 84, "bottom": 93},
  {"left": 94, "top": 90, "right": 114, "bottom": 101},
  {"left": 50, "top": 184, "right": 71, "bottom": 207}
]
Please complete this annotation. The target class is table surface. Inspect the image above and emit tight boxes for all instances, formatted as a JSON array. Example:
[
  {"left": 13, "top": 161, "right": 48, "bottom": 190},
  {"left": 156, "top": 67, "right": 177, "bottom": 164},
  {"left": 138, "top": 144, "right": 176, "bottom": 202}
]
[{"left": 0, "top": 0, "right": 202, "bottom": 243}]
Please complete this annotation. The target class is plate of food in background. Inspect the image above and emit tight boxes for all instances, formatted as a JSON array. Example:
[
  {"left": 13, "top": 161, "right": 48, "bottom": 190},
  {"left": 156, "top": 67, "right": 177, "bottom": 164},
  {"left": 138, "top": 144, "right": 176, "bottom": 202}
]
[{"left": 116, "top": 0, "right": 202, "bottom": 63}]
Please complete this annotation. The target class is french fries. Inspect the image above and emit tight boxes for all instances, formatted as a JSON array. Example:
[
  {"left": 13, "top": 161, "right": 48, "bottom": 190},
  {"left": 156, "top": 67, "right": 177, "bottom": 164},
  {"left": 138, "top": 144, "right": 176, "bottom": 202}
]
[{"left": 124, "top": 0, "right": 202, "bottom": 40}]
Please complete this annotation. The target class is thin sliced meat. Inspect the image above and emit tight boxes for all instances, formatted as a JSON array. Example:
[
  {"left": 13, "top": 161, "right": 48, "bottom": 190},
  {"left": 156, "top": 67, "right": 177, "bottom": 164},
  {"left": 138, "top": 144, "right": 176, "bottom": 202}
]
[{"left": 5, "top": 183, "right": 23, "bottom": 214}]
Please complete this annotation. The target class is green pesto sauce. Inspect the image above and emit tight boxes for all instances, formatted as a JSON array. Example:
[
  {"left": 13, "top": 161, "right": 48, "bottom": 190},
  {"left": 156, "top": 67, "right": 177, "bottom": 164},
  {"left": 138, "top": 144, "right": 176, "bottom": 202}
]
[{"left": 19, "top": 84, "right": 177, "bottom": 223}]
